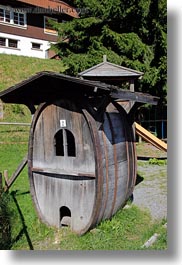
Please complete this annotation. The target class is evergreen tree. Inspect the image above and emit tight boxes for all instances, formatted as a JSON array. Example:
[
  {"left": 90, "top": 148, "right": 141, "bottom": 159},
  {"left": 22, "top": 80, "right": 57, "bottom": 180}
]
[{"left": 53, "top": 0, "right": 167, "bottom": 105}]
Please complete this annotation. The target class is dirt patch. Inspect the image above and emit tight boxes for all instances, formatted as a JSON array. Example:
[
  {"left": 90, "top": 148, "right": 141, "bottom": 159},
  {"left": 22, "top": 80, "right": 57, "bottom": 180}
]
[
  {"left": 134, "top": 143, "right": 167, "bottom": 221},
  {"left": 134, "top": 164, "right": 167, "bottom": 220},
  {"left": 136, "top": 142, "right": 167, "bottom": 158}
]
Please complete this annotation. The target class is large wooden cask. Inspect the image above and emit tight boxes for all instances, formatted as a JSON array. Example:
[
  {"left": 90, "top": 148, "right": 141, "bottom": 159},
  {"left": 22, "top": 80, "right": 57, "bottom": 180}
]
[{"left": 28, "top": 98, "right": 136, "bottom": 235}]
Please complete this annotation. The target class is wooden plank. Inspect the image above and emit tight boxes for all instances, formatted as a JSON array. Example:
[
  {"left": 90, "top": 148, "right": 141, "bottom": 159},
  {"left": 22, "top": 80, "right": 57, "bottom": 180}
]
[
  {"left": 135, "top": 122, "right": 167, "bottom": 152},
  {"left": 31, "top": 100, "right": 96, "bottom": 174},
  {"left": 0, "top": 122, "right": 31, "bottom": 126},
  {"left": 32, "top": 167, "right": 95, "bottom": 178},
  {"left": 112, "top": 91, "right": 159, "bottom": 105},
  {"left": 4, "top": 155, "right": 28, "bottom": 191},
  {"left": 4, "top": 170, "right": 8, "bottom": 189}
]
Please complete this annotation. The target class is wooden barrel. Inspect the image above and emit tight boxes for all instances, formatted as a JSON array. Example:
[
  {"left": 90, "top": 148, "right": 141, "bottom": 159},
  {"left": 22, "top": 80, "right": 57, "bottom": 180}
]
[{"left": 28, "top": 99, "right": 136, "bottom": 234}]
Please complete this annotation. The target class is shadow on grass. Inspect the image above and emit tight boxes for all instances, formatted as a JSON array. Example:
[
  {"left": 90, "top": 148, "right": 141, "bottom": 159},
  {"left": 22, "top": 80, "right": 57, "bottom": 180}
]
[
  {"left": 0, "top": 193, "right": 12, "bottom": 249},
  {"left": 135, "top": 174, "right": 144, "bottom": 186},
  {"left": 0, "top": 191, "right": 33, "bottom": 250}
]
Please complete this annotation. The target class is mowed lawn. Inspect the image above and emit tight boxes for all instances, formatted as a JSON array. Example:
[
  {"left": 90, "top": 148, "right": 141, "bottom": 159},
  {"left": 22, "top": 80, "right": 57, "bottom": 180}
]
[
  {"left": 0, "top": 53, "right": 65, "bottom": 92},
  {"left": 0, "top": 54, "right": 66, "bottom": 122}
]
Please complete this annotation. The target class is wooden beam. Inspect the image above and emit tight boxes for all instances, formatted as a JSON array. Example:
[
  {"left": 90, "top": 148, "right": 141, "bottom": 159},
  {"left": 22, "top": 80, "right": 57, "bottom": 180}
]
[
  {"left": 4, "top": 155, "right": 28, "bottom": 192},
  {"left": 112, "top": 90, "right": 159, "bottom": 105},
  {"left": 129, "top": 80, "right": 135, "bottom": 92},
  {"left": 32, "top": 167, "right": 95, "bottom": 179},
  {"left": 135, "top": 122, "right": 167, "bottom": 152},
  {"left": 0, "top": 122, "right": 31, "bottom": 126},
  {"left": 4, "top": 170, "right": 8, "bottom": 189}
]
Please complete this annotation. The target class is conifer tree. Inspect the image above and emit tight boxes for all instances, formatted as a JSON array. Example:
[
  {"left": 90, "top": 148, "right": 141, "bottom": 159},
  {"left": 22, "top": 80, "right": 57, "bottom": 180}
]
[{"left": 53, "top": 0, "right": 167, "bottom": 105}]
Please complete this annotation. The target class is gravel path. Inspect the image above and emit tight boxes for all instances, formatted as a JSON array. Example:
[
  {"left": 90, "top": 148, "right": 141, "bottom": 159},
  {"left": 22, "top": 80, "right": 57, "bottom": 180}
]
[{"left": 133, "top": 163, "right": 167, "bottom": 221}]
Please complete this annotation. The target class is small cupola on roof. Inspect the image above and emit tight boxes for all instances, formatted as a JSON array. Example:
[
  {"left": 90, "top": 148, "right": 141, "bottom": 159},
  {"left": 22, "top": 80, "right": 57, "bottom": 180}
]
[{"left": 78, "top": 55, "right": 143, "bottom": 91}]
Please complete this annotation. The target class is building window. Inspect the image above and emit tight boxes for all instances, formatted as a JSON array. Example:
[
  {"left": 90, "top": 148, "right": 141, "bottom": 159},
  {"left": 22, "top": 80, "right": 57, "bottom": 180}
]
[
  {"left": 0, "top": 6, "right": 26, "bottom": 27},
  {"left": 4, "top": 9, "right": 10, "bottom": 23},
  {"left": 0, "top": 8, "right": 4, "bottom": 21},
  {"left": 0, "top": 37, "right": 19, "bottom": 49},
  {"left": 32, "top": 42, "right": 42, "bottom": 50},
  {"left": 44, "top": 16, "right": 58, "bottom": 35},
  {"left": 8, "top": 39, "right": 18, "bottom": 48},
  {"left": 0, "top": 8, "right": 10, "bottom": 23},
  {"left": 54, "top": 129, "right": 76, "bottom": 157},
  {"left": 13, "top": 12, "right": 26, "bottom": 26},
  {"left": 0, "top": 37, "right": 6, "bottom": 46}
]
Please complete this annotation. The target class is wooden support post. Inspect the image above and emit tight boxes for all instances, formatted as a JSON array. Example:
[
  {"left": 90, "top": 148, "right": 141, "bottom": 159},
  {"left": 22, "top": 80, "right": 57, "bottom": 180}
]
[
  {"left": 4, "top": 170, "right": 8, "bottom": 189},
  {"left": 129, "top": 80, "right": 135, "bottom": 92},
  {"left": 4, "top": 155, "right": 28, "bottom": 192},
  {"left": 129, "top": 80, "right": 135, "bottom": 110},
  {"left": 141, "top": 233, "right": 159, "bottom": 248}
]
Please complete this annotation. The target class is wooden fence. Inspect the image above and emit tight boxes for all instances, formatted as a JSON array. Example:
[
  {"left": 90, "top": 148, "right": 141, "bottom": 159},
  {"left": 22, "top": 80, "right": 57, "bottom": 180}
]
[{"left": 0, "top": 122, "right": 31, "bottom": 126}]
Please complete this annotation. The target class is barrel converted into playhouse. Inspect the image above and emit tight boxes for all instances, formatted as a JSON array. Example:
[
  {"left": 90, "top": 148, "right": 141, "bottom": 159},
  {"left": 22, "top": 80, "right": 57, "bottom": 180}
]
[{"left": 0, "top": 71, "right": 158, "bottom": 234}]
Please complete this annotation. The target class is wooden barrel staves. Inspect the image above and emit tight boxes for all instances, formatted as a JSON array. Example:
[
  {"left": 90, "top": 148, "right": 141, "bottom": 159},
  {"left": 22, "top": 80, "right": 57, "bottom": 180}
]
[{"left": 28, "top": 99, "right": 136, "bottom": 235}]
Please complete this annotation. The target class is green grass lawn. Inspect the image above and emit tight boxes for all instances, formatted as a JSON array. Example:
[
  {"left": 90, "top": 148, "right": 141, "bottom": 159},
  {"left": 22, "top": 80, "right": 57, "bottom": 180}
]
[
  {"left": 0, "top": 54, "right": 65, "bottom": 122},
  {"left": 0, "top": 54, "right": 65, "bottom": 92},
  {"left": 0, "top": 139, "right": 167, "bottom": 250}
]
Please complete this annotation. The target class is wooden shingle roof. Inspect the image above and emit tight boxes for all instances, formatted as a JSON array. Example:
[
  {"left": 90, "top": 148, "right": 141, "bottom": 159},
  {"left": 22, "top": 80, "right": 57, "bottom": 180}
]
[
  {"left": 0, "top": 71, "right": 158, "bottom": 108},
  {"left": 78, "top": 59, "right": 143, "bottom": 81}
]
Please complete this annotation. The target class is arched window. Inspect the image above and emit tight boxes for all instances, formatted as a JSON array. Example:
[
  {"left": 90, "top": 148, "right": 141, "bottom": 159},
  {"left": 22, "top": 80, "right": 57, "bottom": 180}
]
[
  {"left": 54, "top": 129, "right": 64, "bottom": 156},
  {"left": 65, "top": 129, "right": 76, "bottom": 157},
  {"left": 54, "top": 129, "right": 76, "bottom": 157}
]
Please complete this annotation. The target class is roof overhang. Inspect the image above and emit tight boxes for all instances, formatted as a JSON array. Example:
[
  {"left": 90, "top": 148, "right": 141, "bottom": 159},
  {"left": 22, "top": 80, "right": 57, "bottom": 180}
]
[
  {"left": 0, "top": 71, "right": 159, "bottom": 108},
  {"left": 15, "top": 0, "right": 79, "bottom": 18}
]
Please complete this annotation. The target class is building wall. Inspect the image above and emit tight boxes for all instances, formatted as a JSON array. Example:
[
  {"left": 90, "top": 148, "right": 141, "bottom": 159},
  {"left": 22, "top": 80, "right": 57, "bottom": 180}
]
[
  {"left": 0, "top": 13, "right": 59, "bottom": 42},
  {"left": 0, "top": 2, "right": 63, "bottom": 58},
  {"left": 0, "top": 31, "right": 54, "bottom": 58}
]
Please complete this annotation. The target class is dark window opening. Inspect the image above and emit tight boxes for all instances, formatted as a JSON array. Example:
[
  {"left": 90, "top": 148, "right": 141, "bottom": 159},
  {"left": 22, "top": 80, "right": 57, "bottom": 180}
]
[
  {"left": 60, "top": 206, "right": 71, "bottom": 227},
  {"left": 14, "top": 12, "right": 25, "bottom": 26},
  {"left": 65, "top": 129, "right": 76, "bottom": 157},
  {"left": 8, "top": 39, "right": 18, "bottom": 48},
  {"left": 4, "top": 10, "right": 10, "bottom": 23},
  {"left": 0, "top": 9, "right": 4, "bottom": 22},
  {"left": 32, "top": 42, "right": 41, "bottom": 50},
  {"left": 54, "top": 130, "right": 64, "bottom": 156},
  {"left": 54, "top": 129, "right": 76, "bottom": 157},
  {"left": 0, "top": 37, "right": 6, "bottom": 46}
]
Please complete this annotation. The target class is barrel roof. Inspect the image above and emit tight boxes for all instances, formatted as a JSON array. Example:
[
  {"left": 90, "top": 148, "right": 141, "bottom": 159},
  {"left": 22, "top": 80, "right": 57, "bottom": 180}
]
[{"left": 0, "top": 71, "right": 158, "bottom": 106}]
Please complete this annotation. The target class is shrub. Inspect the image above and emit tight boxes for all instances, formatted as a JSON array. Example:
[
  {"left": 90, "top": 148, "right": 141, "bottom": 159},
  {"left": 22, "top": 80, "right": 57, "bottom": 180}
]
[{"left": 148, "top": 158, "right": 167, "bottom": 166}]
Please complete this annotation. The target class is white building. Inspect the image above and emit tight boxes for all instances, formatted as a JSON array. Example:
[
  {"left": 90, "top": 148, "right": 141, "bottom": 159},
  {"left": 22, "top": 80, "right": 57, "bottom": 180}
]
[{"left": 0, "top": 0, "right": 78, "bottom": 58}]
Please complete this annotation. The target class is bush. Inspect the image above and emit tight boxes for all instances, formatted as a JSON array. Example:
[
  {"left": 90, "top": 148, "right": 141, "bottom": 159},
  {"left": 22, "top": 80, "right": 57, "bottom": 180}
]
[{"left": 148, "top": 158, "right": 167, "bottom": 166}]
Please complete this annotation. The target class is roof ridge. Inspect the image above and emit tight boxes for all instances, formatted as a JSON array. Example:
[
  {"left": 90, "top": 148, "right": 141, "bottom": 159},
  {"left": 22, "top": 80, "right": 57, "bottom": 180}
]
[{"left": 78, "top": 61, "right": 144, "bottom": 77}]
